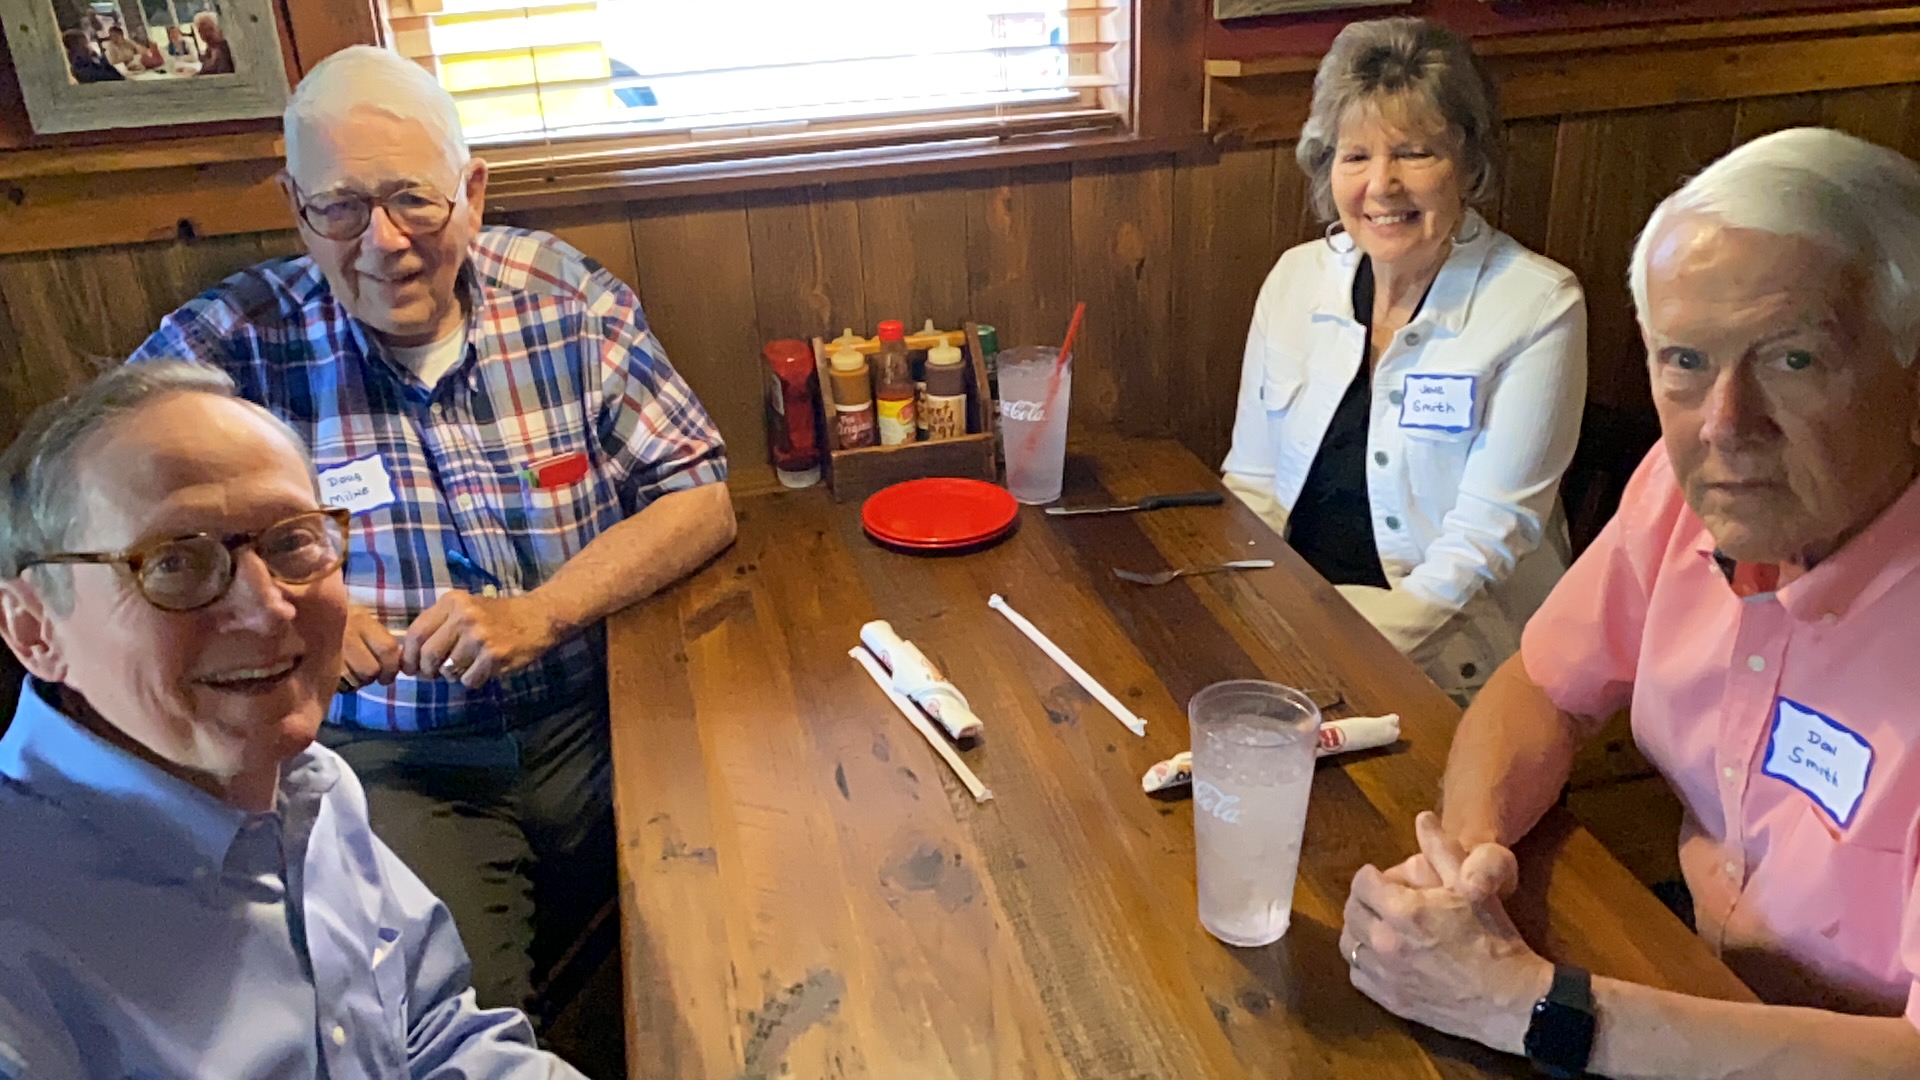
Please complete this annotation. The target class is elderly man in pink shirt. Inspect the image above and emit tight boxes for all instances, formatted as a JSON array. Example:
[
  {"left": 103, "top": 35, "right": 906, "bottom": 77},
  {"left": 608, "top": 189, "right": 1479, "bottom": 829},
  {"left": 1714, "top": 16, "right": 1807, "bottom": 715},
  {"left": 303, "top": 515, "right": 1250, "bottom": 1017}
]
[{"left": 1339, "top": 126, "right": 1920, "bottom": 1078}]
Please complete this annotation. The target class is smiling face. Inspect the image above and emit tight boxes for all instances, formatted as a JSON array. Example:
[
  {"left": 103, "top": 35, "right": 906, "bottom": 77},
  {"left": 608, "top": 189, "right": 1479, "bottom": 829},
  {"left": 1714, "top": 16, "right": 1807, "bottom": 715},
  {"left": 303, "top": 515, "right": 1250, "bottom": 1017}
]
[
  {"left": 1330, "top": 95, "right": 1468, "bottom": 276},
  {"left": 9, "top": 393, "right": 347, "bottom": 806},
  {"left": 282, "top": 105, "right": 485, "bottom": 347},
  {"left": 1643, "top": 215, "right": 1920, "bottom": 563}
]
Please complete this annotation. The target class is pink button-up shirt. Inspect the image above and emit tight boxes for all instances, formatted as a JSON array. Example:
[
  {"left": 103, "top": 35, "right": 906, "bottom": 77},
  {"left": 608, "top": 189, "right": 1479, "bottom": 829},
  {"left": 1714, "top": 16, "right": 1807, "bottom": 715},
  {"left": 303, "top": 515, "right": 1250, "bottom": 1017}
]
[{"left": 1523, "top": 443, "right": 1920, "bottom": 1024}]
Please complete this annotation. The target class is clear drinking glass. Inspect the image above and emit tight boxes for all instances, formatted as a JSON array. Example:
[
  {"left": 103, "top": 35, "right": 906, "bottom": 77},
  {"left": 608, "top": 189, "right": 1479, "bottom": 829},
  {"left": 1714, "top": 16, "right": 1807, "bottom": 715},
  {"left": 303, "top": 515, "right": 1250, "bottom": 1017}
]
[
  {"left": 1190, "top": 680, "right": 1321, "bottom": 947},
  {"left": 995, "top": 346, "right": 1071, "bottom": 504}
]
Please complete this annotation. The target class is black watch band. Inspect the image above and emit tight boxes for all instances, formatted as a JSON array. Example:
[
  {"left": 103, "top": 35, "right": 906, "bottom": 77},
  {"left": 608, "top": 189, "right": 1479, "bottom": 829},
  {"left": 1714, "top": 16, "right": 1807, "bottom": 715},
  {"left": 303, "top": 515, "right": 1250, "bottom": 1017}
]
[{"left": 1524, "top": 964, "right": 1596, "bottom": 1078}]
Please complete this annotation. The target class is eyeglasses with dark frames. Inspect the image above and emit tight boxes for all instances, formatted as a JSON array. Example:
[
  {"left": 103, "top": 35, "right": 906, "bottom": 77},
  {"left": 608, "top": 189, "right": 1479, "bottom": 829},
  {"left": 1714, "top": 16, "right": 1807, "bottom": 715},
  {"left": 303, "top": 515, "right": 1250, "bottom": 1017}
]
[
  {"left": 19, "top": 508, "right": 352, "bottom": 613},
  {"left": 288, "top": 178, "right": 459, "bottom": 242}
]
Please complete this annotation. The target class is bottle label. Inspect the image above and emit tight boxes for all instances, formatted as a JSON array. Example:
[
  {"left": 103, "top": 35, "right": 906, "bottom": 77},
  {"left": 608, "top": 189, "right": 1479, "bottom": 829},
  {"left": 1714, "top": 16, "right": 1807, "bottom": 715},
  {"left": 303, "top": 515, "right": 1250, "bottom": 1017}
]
[
  {"left": 835, "top": 403, "right": 876, "bottom": 447},
  {"left": 924, "top": 395, "right": 967, "bottom": 440},
  {"left": 767, "top": 369, "right": 786, "bottom": 417},
  {"left": 877, "top": 397, "right": 916, "bottom": 445}
]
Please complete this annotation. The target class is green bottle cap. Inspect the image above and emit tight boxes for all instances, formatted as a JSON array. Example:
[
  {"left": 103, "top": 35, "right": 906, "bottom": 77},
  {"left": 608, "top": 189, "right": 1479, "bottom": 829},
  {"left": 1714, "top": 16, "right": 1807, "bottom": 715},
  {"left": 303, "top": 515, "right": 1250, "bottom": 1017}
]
[{"left": 975, "top": 324, "right": 998, "bottom": 360}]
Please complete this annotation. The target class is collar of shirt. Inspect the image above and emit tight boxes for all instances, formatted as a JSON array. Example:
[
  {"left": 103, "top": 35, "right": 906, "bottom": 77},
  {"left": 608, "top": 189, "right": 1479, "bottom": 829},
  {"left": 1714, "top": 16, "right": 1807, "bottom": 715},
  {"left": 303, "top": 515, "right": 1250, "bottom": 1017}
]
[
  {"left": 1691, "top": 474, "right": 1920, "bottom": 621},
  {"left": 0, "top": 678, "right": 340, "bottom": 882},
  {"left": 1309, "top": 209, "right": 1494, "bottom": 341}
]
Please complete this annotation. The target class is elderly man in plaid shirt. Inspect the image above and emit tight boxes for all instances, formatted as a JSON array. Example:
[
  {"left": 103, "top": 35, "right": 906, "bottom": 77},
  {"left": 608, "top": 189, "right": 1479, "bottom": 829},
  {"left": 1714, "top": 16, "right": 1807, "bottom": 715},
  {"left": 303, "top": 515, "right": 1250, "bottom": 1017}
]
[{"left": 132, "top": 46, "right": 736, "bottom": 1018}]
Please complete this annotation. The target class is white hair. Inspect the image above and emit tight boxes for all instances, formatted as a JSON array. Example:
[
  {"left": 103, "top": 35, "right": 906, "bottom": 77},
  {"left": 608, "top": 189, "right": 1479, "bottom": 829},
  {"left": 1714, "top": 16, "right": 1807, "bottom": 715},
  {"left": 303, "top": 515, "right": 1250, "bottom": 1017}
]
[
  {"left": 1630, "top": 127, "right": 1920, "bottom": 366},
  {"left": 283, "top": 45, "right": 468, "bottom": 185}
]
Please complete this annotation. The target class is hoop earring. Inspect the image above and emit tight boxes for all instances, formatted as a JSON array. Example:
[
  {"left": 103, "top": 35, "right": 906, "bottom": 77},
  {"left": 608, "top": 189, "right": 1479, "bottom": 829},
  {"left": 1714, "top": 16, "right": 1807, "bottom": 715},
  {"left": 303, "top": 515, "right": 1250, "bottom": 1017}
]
[
  {"left": 1324, "top": 220, "right": 1356, "bottom": 254},
  {"left": 1454, "top": 213, "right": 1484, "bottom": 245}
]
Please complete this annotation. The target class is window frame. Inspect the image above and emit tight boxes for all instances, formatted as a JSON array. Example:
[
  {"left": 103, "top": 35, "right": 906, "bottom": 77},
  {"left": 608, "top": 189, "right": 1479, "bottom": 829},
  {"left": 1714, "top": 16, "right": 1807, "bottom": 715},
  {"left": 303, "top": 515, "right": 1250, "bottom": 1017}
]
[{"left": 396, "top": 0, "right": 1206, "bottom": 208}]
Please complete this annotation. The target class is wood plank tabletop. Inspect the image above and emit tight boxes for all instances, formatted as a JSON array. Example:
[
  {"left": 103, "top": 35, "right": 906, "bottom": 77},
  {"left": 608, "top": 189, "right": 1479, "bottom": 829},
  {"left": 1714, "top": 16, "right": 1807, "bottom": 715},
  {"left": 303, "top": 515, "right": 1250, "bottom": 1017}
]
[{"left": 606, "top": 435, "right": 1756, "bottom": 1080}]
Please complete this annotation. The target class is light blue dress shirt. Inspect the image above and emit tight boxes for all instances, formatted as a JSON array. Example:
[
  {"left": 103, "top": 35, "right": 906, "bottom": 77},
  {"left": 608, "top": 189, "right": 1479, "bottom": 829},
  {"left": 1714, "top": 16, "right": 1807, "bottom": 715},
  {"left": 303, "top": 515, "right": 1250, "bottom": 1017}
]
[{"left": 0, "top": 680, "right": 587, "bottom": 1079}]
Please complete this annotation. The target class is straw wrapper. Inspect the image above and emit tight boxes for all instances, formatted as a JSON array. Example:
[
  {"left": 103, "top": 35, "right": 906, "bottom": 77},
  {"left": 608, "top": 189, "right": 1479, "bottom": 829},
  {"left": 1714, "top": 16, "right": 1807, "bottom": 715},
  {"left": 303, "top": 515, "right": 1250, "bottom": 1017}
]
[
  {"left": 988, "top": 593, "right": 1147, "bottom": 736},
  {"left": 1141, "top": 713, "right": 1401, "bottom": 793}
]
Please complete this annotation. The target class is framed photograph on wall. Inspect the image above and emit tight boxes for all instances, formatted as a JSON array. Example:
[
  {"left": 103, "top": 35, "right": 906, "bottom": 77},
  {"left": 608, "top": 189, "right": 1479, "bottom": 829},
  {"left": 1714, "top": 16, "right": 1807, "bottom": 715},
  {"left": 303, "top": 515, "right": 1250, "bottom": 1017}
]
[
  {"left": 1214, "top": 0, "right": 1410, "bottom": 19},
  {"left": 3, "top": 0, "right": 290, "bottom": 134}
]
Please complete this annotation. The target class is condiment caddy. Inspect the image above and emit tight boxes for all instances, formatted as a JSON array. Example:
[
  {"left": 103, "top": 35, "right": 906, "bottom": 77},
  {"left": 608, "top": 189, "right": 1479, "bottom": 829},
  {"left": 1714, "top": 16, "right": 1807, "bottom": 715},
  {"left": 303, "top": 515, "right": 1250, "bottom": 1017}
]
[{"left": 809, "top": 321, "right": 999, "bottom": 502}]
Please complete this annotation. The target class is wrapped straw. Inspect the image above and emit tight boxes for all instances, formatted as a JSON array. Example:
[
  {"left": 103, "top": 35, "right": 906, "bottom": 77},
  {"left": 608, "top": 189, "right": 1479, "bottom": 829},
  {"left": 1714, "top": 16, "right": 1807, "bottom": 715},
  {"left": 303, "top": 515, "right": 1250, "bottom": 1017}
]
[{"left": 1141, "top": 713, "right": 1401, "bottom": 793}]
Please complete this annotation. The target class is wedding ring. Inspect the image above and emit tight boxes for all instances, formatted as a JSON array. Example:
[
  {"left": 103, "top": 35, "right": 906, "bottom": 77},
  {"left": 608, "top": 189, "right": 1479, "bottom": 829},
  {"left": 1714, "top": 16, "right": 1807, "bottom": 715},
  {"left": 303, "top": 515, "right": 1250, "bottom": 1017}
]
[
  {"left": 440, "top": 659, "right": 463, "bottom": 679},
  {"left": 1348, "top": 941, "right": 1362, "bottom": 967}
]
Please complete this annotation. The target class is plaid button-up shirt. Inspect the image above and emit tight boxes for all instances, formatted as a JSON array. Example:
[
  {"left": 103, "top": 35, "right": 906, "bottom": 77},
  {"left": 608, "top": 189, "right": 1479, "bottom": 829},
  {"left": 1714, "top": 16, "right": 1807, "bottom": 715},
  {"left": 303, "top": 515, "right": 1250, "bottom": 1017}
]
[{"left": 133, "top": 226, "right": 728, "bottom": 732}]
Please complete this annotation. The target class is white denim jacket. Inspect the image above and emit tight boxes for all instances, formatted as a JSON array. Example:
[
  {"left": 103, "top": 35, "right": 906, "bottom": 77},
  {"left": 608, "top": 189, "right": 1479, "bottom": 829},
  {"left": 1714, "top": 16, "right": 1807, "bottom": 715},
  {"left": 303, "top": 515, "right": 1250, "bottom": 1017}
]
[{"left": 1223, "top": 214, "right": 1587, "bottom": 696}]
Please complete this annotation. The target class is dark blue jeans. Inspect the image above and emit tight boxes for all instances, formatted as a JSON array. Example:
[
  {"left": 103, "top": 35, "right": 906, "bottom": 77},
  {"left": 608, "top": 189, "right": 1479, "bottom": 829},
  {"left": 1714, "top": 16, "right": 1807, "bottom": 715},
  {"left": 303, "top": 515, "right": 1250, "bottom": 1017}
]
[{"left": 319, "top": 690, "right": 615, "bottom": 1014}]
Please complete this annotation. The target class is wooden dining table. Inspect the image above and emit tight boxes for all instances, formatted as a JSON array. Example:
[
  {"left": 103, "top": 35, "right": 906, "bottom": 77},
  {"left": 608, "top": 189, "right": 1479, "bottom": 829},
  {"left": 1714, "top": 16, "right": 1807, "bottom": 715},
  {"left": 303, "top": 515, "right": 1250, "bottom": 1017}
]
[{"left": 606, "top": 435, "right": 1755, "bottom": 1079}]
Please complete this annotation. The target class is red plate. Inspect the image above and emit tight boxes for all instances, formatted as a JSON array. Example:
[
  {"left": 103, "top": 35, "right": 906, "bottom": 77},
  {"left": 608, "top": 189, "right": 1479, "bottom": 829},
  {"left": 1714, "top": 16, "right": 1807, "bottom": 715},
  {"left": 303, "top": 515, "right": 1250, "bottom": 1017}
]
[{"left": 862, "top": 478, "right": 1019, "bottom": 548}]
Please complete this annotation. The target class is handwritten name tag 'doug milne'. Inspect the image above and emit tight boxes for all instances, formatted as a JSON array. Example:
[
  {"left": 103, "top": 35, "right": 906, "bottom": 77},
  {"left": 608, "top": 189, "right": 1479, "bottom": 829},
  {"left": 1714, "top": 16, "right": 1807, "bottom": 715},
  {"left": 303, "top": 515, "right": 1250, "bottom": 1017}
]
[{"left": 319, "top": 453, "right": 397, "bottom": 515}]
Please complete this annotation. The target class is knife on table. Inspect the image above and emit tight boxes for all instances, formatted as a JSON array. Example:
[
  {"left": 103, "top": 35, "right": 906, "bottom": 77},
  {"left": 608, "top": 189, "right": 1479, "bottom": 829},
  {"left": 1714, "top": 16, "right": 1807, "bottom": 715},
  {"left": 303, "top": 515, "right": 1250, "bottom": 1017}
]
[{"left": 1044, "top": 491, "right": 1225, "bottom": 516}]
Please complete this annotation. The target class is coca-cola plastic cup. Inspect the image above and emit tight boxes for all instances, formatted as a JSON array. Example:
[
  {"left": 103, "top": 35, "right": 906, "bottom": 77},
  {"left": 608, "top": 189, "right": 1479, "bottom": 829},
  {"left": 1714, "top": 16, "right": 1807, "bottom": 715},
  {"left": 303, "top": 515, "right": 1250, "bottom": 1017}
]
[{"left": 996, "top": 346, "right": 1071, "bottom": 504}]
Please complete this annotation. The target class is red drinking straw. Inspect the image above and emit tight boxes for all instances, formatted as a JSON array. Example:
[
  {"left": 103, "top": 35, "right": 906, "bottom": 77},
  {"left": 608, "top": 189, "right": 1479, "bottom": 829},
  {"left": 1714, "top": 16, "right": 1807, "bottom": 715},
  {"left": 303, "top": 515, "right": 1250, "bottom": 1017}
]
[{"left": 1024, "top": 301, "right": 1085, "bottom": 457}]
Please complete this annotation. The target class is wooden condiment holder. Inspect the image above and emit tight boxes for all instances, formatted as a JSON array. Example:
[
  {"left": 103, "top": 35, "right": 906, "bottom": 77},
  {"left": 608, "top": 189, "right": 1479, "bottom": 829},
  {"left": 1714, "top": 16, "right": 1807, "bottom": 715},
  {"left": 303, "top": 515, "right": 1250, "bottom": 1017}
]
[{"left": 811, "top": 321, "right": 999, "bottom": 503}]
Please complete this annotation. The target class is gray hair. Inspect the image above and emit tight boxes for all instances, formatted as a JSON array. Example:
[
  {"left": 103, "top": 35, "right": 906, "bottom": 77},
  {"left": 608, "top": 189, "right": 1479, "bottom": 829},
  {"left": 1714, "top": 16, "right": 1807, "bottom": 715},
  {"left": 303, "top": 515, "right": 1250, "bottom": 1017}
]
[
  {"left": 0, "top": 361, "right": 311, "bottom": 609},
  {"left": 1630, "top": 127, "right": 1920, "bottom": 367},
  {"left": 1296, "top": 18, "right": 1500, "bottom": 222},
  {"left": 284, "top": 45, "right": 468, "bottom": 186}
]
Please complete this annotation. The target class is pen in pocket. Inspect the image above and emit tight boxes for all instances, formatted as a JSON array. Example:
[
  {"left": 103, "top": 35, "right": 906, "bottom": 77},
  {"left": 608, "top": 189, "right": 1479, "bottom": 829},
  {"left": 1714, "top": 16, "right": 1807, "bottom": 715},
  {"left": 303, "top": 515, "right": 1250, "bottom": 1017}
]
[{"left": 446, "top": 549, "right": 503, "bottom": 597}]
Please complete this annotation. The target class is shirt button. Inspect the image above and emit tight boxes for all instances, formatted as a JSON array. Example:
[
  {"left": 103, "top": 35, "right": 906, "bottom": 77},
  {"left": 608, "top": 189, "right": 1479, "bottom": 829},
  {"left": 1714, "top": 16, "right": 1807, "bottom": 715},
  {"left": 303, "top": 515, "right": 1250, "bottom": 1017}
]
[
  {"left": 1384, "top": 515, "right": 1402, "bottom": 530},
  {"left": 330, "top": 1025, "right": 347, "bottom": 1047},
  {"left": 1724, "top": 860, "right": 1739, "bottom": 879},
  {"left": 431, "top": 403, "right": 446, "bottom": 419},
  {"left": 1722, "top": 765, "right": 1738, "bottom": 783},
  {"left": 1820, "top": 613, "right": 1838, "bottom": 626},
  {"left": 1373, "top": 450, "right": 1389, "bottom": 466},
  {"left": 1404, "top": 331, "right": 1422, "bottom": 346},
  {"left": 1747, "top": 655, "right": 1766, "bottom": 672},
  {"left": 1387, "top": 390, "right": 1404, "bottom": 406}
]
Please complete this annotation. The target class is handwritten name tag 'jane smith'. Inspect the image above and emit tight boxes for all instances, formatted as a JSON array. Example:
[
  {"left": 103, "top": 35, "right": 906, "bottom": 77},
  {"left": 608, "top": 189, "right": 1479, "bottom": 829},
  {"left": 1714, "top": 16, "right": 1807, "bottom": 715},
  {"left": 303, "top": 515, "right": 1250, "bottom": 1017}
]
[{"left": 1398, "top": 373, "right": 1476, "bottom": 434}]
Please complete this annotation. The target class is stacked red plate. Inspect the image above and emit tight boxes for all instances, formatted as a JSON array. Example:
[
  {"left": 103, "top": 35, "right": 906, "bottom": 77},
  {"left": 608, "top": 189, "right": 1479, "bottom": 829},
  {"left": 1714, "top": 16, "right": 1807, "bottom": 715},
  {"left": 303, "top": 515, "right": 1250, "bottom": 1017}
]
[{"left": 862, "top": 478, "right": 1019, "bottom": 552}]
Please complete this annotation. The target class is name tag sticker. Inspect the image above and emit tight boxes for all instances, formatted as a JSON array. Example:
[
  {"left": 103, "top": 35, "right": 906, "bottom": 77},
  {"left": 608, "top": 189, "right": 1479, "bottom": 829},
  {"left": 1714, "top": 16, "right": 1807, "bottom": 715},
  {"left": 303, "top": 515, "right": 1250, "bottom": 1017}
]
[
  {"left": 1762, "top": 698, "right": 1873, "bottom": 828},
  {"left": 1399, "top": 374, "right": 1476, "bottom": 433},
  {"left": 317, "top": 453, "right": 396, "bottom": 515}
]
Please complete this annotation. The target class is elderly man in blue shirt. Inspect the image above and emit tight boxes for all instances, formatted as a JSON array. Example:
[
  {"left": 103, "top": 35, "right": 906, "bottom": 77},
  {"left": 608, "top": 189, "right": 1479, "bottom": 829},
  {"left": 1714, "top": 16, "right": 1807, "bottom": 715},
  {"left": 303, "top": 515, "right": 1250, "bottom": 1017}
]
[{"left": 0, "top": 361, "right": 584, "bottom": 1078}]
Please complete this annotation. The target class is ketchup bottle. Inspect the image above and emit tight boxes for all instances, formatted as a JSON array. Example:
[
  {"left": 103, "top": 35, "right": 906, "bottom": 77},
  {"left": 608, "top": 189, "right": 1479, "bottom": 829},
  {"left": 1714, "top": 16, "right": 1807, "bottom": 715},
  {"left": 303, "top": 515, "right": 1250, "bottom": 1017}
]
[{"left": 762, "top": 339, "right": 821, "bottom": 488}]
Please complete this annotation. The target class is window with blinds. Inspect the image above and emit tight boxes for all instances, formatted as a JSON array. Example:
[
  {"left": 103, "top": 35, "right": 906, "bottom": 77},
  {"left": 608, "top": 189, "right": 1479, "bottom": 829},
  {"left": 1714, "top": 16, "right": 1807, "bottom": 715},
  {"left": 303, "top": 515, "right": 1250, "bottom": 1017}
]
[{"left": 384, "top": 1, "right": 1132, "bottom": 169}]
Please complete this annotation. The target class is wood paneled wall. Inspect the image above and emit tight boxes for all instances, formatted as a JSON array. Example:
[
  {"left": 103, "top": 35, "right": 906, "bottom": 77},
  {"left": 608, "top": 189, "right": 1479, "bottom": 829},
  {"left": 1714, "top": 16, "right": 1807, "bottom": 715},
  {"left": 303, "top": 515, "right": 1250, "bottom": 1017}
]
[{"left": 6, "top": 81, "right": 1920, "bottom": 494}]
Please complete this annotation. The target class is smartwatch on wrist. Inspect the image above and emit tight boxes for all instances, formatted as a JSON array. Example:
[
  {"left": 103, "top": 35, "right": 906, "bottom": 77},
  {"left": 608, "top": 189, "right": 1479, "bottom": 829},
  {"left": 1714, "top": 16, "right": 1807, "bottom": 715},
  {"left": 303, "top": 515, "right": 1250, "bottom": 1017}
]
[{"left": 1523, "top": 964, "right": 1596, "bottom": 1078}]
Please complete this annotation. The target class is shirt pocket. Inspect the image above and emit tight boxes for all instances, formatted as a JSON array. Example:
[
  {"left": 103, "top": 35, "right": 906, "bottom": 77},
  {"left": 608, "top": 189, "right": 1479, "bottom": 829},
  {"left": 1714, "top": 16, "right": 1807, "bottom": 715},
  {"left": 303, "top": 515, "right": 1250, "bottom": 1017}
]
[
  {"left": 1396, "top": 423, "right": 1476, "bottom": 511},
  {"left": 1252, "top": 359, "right": 1309, "bottom": 472},
  {"left": 1260, "top": 368, "right": 1304, "bottom": 413},
  {"left": 1751, "top": 804, "right": 1911, "bottom": 1006},
  {"left": 484, "top": 442, "right": 617, "bottom": 571}
]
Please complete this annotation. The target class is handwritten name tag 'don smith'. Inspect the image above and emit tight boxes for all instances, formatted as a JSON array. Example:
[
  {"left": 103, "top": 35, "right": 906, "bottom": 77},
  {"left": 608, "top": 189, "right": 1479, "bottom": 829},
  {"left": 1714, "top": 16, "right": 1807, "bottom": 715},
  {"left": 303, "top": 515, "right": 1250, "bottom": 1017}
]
[
  {"left": 1762, "top": 698, "right": 1874, "bottom": 828},
  {"left": 318, "top": 453, "right": 397, "bottom": 515},
  {"left": 1399, "top": 373, "right": 1477, "bottom": 433}
]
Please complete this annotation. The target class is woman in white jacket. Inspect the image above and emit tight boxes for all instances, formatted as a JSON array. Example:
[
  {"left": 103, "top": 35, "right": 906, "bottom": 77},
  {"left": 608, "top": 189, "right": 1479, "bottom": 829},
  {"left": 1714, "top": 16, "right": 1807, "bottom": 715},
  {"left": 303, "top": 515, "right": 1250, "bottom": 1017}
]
[{"left": 1224, "top": 17, "right": 1587, "bottom": 702}]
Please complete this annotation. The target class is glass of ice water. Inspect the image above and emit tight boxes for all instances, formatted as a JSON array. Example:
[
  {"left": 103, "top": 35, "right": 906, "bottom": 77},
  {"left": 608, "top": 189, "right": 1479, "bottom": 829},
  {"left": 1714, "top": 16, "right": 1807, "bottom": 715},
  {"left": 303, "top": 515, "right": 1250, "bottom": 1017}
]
[
  {"left": 995, "top": 346, "right": 1071, "bottom": 504},
  {"left": 1190, "top": 680, "right": 1322, "bottom": 947}
]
